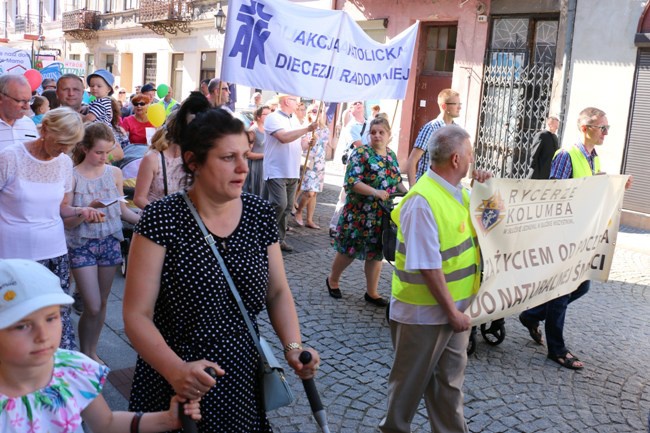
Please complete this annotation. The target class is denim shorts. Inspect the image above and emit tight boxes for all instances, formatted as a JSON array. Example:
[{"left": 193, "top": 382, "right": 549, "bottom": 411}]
[{"left": 69, "top": 235, "right": 123, "bottom": 269}]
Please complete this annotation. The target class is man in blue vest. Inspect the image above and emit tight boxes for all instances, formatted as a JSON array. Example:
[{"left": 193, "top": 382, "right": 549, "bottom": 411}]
[
  {"left": 379, "top": 125, "right": 491, "bottom": 433},
  {"left": 519, "top": 107, "right": 631, "bottom": 370}
]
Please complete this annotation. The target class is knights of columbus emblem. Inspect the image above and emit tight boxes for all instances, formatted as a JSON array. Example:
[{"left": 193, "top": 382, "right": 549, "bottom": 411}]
[{"left": 474, "top": 191, "right": 506, "bottom": 234}]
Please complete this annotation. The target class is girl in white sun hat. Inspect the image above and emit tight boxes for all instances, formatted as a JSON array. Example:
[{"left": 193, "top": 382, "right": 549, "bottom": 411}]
[{"left": 0, "top": 259, "right": 201, "bottom": 433}]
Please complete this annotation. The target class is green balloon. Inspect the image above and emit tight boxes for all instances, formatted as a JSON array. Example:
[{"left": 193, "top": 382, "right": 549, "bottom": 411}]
[{"left": 157, "top": 84, "right": 169, "bottom": 99}]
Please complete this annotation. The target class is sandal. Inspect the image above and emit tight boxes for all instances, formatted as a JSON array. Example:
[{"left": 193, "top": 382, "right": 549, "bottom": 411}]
[
  {"left": 547, "top": 352, "right": 584, "bottom": 370},
  {"left": 326, "top": 277, "right": 342, "bottom": 299},
  {"left": 519, "top": 313, "right": 544, "bottom": 345}
]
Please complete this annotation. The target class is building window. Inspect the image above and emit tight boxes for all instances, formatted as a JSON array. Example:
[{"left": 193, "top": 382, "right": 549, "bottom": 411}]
[
  {"left": 124, "top": 0, "right": 139, "bottom": 10},
  {"left": 200, "top": 51, "right": 216, "bottom": 82},
  {"left": 86, "top": 54, "right": 95, "bottom": 74},
  {"left": 144, "top": 53, "right": 157, "bottom": 85},
  {"left": 171, "top": 53, "right": 184, "bottom": 99},
  {"left": 106, "top": 54, "right": 114, "bottom": 73},
  {"left": 423, "top": 26, "right": 457, "bottom": 75},
  {"left": 70, "top": 54, "right": 80, "bottom": 60}
]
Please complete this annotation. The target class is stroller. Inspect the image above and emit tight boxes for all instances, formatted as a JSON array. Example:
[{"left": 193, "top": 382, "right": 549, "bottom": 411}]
[
  {"left": 379, "top": 193, "right": 506, "bottom": 355},
  {"left": 115, "top": 144, "right": 146, "bottom": 276}
]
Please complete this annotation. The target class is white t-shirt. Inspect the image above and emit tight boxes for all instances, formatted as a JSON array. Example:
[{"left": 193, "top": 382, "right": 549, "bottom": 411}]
[
  {"left": 0, "top": 143, "right": 73, "bottom": 260},
  {"left": 0, "top": 116, "right": 38, "bottom": 151},
  {"left": 263, "top": 110, "right": 303, "bottom": 179},
  {"left": 389, "top": 169, "right": 473, "bottom": 325}
]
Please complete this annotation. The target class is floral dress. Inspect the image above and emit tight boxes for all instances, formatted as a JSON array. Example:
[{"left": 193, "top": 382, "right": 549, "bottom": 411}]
[
  {"left": 0, "top": 349, "right": 108, "bottom": 432},
  {"left": 334, "top": 146, "right": 402, "bottom": 261},
  {"left": 301, "top": 127, "right": 328, "bottom": 193}
]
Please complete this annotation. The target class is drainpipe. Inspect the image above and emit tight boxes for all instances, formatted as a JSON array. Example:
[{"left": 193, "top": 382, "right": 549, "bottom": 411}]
[{"left": 558, "top": 0, "right": 577, "bottom": 140}]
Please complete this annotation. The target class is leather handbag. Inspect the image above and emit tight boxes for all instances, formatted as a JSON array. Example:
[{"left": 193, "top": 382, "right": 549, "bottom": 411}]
[{"left": 182, "top": 192, "right": 295, "bottom": 412}]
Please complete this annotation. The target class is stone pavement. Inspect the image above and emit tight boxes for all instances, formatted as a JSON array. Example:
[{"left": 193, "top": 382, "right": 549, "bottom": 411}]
[{"left": 90, "top": 161, "right": 650, "bottom": 433}]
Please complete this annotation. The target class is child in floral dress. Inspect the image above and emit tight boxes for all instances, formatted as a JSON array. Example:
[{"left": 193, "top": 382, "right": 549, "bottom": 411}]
[{"left": 0, "top": 259, "right": 200, "bottom": 432}]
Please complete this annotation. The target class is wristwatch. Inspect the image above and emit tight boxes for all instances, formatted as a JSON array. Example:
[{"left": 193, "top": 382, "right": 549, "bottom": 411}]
[{"left": 283, "top": 342, "right": 302, "bottom": 355}]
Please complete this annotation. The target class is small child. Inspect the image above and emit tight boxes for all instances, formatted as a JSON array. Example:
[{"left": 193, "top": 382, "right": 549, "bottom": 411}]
[
  {"left": 85, "top": 69, "right": 114, "bottom": 125},
  {"left": 0, "top": 259, "right": 201, "bottom": 432},
  {"left": 30, "top": 95, "right": 50, "bottom": 125}
]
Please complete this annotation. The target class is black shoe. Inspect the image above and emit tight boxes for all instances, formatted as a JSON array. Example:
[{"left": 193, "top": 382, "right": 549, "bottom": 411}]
[
  {"left": 519, "top": 313, "right": 543, "bottom": 345},
  {"left": 364, "top": 293, "right": 389, "bottom": 307},
  {"left": 326, "top": 277, "right": 342, "bottom": 299}
]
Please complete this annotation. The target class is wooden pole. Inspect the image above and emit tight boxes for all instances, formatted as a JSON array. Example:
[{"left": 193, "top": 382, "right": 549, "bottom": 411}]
[{"left": 298, "top": 100, "right": 325, "bottom": 191}]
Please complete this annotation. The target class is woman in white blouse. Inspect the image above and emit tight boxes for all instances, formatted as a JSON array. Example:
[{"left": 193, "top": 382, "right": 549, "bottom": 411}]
[{"left": 0, "top": 107, "right": 104, "bottom": 349}]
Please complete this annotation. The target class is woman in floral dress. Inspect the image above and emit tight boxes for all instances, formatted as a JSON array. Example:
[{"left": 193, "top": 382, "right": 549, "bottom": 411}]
[
  {"left": 326, "top": 116, "right": 407, "bottom": 307},
  {"left": 295, "top": 103, "right": 328, "bottom": 229}
]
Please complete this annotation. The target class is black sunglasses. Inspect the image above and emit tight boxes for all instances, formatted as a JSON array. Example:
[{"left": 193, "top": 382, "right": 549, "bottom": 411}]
[{"left": 133, "top": 102, "right": 147, "bottom": 107}]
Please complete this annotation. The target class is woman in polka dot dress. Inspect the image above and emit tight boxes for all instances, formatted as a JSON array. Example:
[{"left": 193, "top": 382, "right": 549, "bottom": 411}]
[{"left": 123, "top": 98, "right": 320, "bottom": 433}]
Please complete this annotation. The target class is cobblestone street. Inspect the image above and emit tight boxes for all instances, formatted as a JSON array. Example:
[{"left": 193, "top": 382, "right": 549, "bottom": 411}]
[{"left": 97, "top": 164, "right": 650, "bottom": 432}]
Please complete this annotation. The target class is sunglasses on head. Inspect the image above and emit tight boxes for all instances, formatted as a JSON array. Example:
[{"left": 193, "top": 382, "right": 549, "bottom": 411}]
[{"left": 133, "top": 102, "right": 147, "bottom": 107}]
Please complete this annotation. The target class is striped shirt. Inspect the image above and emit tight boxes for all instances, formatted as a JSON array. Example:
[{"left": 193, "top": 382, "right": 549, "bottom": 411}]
[
  {"left": 550, "top": 142, "right": 598, "bottom": 179},
  {"left": 412, "top": 114, "right": 453, "bottom": 181},
  {"left": 0, "top": 116, "right": 38, "bottom": 151},
  {"left": 88, "top": 97, "right": 113, "bottom": 125}
]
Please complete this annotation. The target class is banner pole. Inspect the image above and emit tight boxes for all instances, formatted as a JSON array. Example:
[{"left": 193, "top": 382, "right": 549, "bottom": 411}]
[{"left": 298, "top": 101, "right": 325, "bottom": 191}]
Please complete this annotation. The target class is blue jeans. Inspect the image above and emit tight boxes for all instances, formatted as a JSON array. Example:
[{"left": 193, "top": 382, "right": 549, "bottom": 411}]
[{"left": 520, "top": 280, "right": 590, "bottom": 357}]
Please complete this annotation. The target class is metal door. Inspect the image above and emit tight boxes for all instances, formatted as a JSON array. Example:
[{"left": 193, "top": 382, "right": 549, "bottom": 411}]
[
  {"left": 475, "top": 18, "right": 558, "bottom": 178},
  {"left": 409, "top": 25, "right": 456, "bottom": 148}
]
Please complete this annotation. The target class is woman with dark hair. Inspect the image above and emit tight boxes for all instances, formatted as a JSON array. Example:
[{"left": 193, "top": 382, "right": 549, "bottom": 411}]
[
  {"left": 120, "top": 93, "right": 154, "bottom": 145},
  {"left": 110, "top": 97, "right": 130, "bottom": 150},
  {"left": 243, "top": 104, "right": 270, "bottom": 196},
  {"left": 123, "top": 106, "right": 320, "bottom": 432}
]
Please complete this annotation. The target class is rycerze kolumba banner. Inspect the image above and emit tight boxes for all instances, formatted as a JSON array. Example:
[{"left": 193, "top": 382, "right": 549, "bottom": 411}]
[
  {"left": 221, "top": 0, "right": 419, "bottom": 102},
  {"left": 467, "top": 175, "right": 629, "bottom": 326}
]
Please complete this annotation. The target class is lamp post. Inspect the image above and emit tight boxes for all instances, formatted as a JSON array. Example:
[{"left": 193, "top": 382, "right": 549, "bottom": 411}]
[{"left": 214, "top": 2, "right": 226, "bottom": 33}]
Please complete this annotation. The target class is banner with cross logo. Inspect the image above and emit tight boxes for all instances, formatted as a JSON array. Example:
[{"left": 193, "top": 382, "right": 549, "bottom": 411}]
[{"left": 222, "top": 0, "right": 419, "bottom": 102}]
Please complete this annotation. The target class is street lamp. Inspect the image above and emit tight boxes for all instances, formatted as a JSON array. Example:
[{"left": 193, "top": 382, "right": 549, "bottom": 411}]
[{"left": 214, "top": 2, "right": 226, "bottom": 33}]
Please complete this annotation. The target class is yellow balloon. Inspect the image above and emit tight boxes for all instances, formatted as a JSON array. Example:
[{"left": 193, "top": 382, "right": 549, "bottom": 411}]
[{"left": 147, "top": 104, "right": 166, "bottom": 127}]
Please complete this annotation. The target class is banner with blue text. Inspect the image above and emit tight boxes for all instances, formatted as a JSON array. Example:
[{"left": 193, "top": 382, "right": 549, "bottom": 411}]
[
  {"left": 467, "top": 175, "right": 628, "bottom": 326},
  {"left": 222, "top": 0, "right": 418, "bottom": 102}
]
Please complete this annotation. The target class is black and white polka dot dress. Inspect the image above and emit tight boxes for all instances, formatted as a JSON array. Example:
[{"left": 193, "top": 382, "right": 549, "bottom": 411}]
[{"left": 128, "top": 192, "right": 278, "bottom": 433}]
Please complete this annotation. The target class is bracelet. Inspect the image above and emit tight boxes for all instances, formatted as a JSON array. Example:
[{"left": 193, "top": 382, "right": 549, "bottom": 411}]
[
  {"left": 283, "top": 342, "right": 303, "bottom": 355},
  {"left": 130, "top": 412, "right": 143, "bottom": 433}
]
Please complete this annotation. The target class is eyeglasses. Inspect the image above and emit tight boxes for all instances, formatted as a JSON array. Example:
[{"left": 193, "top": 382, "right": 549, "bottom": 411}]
[
  {"left": 119, "top": 91, "right": 126, "bottom": 94},
  {"left": 311, "top": 109, "right": 318, "bottom": 114},
  {"left": 1, "top": 91, "right": 30, "bottom": 105},
  {"left": 133, "top": 102, "right": 147, "bottom": 107},
  {"left": 352, "top": 102, "right": 362, "bottom": 106},
  {"left": 586, "top": 124, "right": 610, "bottom": 133},
  {"left": 445, "top": 102, "right": 462, "bottom": 106},
  {"left": 221, "top": 87, "right": 230, "bottom": 91}
]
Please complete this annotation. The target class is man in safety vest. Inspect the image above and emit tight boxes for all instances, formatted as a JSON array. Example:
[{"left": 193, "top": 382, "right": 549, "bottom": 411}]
[
  {"left": 379, "top": 125, "right": 491, "bottom": 433},
  {"left": 519, "top": 107, "right": 631, "bottom": 370},
  {"left": 157, "top": 86, "right": 179, "bottom": 118}
]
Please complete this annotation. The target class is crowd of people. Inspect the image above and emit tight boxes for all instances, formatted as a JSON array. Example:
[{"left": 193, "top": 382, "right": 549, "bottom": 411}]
[{"left": 0, "top": 66, "right": 629, "bottom": 432}]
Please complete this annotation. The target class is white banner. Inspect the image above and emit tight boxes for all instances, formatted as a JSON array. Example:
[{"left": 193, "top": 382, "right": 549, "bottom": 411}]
[
  {"left": 222, "top": 0, "right": 418, "bottom": 102},
  {"left": 467, "top": 176, "right": 628, "bottom": 326}
]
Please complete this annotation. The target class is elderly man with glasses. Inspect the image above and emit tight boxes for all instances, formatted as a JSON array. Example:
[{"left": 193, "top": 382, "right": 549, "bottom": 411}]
[
  {"left": 519, "top": 107, "right": 632, "bottom": 371},
  {"left": 0, "top": 75, "right": 38, "bottom": 151},
  {"left": 406, "top": 88, "right": 462, "bottom": 188},
  {"left": 263, "top": 94, "right": 317, "bottom": 252}
]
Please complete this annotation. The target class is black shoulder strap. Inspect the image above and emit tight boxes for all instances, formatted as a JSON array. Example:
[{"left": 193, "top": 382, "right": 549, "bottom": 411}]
[{"left": 160, "top": 151, "right": 168, "bottom": 196}]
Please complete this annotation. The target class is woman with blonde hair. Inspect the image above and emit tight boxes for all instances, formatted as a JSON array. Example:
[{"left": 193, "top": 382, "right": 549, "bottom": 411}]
[
  {"left": 133, "top": 111, "right": 185, "bottom": 209},
  {"left": 294, "top": 103, "right": 328, "bottom": 229},
  {"left": 0, "top": 107, "right": 104, "bottom": 350}
]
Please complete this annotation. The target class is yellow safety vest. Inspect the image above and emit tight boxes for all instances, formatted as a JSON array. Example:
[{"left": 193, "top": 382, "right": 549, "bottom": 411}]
[
  {"left": 554, "top": 144, "right": 601, "bottom": 178},
  {"left": 158, "top": 99, "right": 178, "bottom": 118},
  {"left": 391, "top": 175, "right": 480, "bottom": 306}
]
